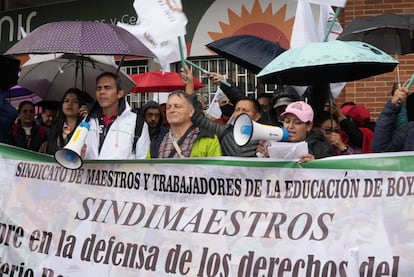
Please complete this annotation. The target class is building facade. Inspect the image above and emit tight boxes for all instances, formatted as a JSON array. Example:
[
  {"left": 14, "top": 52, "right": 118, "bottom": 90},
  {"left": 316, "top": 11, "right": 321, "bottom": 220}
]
[{"left": 1, "top": 0, "right": 414, "bottom": 119}]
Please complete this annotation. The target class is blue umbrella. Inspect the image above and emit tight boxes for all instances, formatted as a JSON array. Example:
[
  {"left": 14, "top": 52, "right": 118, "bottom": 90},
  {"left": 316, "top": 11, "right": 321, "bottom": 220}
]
[{"left": 257, "top": 40, "right": 399, "bottom": 86}]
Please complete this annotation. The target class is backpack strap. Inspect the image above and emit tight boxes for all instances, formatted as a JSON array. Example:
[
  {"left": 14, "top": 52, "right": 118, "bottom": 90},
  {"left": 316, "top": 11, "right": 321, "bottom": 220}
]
[
  {"left": 167, "top": 124, "right": 196, "bottom": 158},
  {"left": 132, "top": 113, "right": 145, "bottom": 154}
]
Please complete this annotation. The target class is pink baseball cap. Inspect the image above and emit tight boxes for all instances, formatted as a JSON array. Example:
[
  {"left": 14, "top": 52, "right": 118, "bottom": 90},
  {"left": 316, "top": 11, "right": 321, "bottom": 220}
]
[{"left": 281, "top": 101, "right": 314, "bottom": 122}]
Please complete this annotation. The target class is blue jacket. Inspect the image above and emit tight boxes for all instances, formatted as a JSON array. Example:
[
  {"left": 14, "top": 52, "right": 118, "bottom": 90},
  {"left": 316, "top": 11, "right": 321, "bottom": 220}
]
[
  {"left": 372, "top": 101, "right": 414, "bottom": 152},
  {"left": 0, "top": 93, "right": 18, "bottom": 143}
]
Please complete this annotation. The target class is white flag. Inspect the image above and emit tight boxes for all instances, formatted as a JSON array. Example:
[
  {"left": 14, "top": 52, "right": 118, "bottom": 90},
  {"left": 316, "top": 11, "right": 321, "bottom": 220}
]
[
  {"left": 290, "top": 0, "right": 346, "bottom": 98},
  {"left": 308, "top": 0, "right": 346, "bottom": 7},
  {"left": 117, "top": 0, "right": 188, "bottom": 71},
  {"left": 290, "top": 0, "right": 320, "bottom": 49},
  {"left": 206, "top": 87, "right": 225, "bottom": 119},
  {"left": 318, "top": 5, "right": 343, "bottom": 42}
]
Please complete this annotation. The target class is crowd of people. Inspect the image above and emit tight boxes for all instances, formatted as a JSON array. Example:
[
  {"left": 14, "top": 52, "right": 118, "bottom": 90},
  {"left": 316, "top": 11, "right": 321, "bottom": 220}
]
[{"left": 0, "top": 67, "right": 412, "bottom": 165}]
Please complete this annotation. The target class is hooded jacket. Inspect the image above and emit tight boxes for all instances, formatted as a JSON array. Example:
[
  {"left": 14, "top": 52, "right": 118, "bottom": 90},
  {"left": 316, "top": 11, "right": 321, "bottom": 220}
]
[
  {"left": 141, "top": 100, "right": 168, "bottom": 141},
  {"left": 84, "top": 98, "right": 150, "bottom": 159}
]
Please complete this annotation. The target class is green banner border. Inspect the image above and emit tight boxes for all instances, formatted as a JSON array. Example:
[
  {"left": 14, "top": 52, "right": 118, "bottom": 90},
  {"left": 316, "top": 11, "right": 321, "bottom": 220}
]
[{"left": 1, "top": 143, "right": 413, "bottom": 172}]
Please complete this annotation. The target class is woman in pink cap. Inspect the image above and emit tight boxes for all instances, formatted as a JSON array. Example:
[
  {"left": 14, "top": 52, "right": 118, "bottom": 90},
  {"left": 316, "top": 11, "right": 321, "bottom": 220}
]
[{"left": 258, "top": 101, "right": 335, "bottom": 164}]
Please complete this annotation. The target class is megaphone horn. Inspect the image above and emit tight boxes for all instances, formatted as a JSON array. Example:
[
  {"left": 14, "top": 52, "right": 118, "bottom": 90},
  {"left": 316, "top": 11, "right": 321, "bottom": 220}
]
[
  {"left": 54, "top": 120, "right": 90, "bottom": 170},
  {"left": 233, "top": 113, "right": 289, "bottom": 146}
]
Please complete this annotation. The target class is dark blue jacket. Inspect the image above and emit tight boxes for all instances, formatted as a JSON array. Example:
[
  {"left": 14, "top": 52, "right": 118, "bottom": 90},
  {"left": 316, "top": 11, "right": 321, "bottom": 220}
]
[
  {"left": 0, "top": 93, "right": 18, "bottom": 143},
  {"left": 372, "top": 101, "right": 414, "bottom": 152}
]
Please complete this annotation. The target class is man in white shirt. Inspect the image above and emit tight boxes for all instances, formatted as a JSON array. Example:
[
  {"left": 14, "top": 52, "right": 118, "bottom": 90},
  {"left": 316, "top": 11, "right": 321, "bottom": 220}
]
[{"left": 84, "top": 72, "right": 150, "bottom": 159}]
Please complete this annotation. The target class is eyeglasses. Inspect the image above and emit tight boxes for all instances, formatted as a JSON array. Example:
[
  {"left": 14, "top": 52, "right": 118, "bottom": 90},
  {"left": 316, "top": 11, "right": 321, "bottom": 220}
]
[
  {"left": 21, "top": 109, "right": 35, "bottom": 114},
  {"left": 323, "top": 127, "right": 340, "bottom": 134}
]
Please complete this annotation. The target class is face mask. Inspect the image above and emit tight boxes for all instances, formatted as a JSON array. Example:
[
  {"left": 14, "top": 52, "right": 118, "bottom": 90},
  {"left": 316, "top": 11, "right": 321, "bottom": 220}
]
[{"left": 220, "top": 104, "right": 234, "bottom": 116}]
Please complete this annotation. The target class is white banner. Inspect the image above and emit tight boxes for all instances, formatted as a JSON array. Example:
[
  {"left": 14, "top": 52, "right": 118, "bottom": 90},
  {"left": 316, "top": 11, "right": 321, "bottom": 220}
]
[{"left": 0, "top": 145, "right": 413, "bottom": 276}]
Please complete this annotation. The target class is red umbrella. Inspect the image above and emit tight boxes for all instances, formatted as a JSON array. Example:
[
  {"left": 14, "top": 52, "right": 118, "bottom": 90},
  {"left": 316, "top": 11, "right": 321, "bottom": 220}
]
[{"left": 130, "top": 71, "right": 204, "bottom": 93}]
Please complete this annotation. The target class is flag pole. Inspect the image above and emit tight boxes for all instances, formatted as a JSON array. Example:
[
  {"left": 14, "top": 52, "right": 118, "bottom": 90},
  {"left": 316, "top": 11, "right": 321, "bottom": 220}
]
[
  {"left": 178, "top": 36, "right": 186, "bottom": 72},
  {"left": 323, "top": 7, "right": 342, "bottom": 42},
  {"left": 185, "top": 60, "right": 231, "bottom": 87}
]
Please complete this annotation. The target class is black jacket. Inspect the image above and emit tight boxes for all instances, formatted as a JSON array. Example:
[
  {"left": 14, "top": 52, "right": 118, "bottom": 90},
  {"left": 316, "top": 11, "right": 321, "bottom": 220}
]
[
  {"left": 8, "top": 120, "right": 47, "bottom": 152},
  {"left": 307, "top": 129, "right": 336, "bottom": 159}
]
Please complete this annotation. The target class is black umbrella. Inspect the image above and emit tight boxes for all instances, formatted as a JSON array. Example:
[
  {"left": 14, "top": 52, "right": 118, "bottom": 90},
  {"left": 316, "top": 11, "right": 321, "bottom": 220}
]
[
  {"left": 337, "top": 13, "right": 414, "bottom": 55},
  {"left": 206, "top": 34, "right": 286, "bottom": 74}
]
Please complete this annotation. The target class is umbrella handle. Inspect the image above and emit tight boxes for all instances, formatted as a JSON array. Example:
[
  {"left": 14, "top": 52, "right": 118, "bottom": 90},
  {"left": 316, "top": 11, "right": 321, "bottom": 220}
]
[{"left": 396, "top": 74, "right": 414, "bottom": 105}]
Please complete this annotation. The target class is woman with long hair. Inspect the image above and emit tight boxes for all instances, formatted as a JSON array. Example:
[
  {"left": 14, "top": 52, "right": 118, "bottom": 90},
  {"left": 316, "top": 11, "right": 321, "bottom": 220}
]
[{"left": 41, "top": 88, "right": 88, "bottom": 155}]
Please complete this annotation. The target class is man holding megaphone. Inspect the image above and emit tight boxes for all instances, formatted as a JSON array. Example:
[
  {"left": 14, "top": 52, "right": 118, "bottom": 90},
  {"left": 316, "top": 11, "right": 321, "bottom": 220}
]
[
  {"left": 55, "top": 72, "right": 151, "bottom": 170},
  {"left": 83, "top": 72, "right": 150, "bottom": 160},
  {"left": 186, "top": 71, "right": 263, "bottom": 157}
]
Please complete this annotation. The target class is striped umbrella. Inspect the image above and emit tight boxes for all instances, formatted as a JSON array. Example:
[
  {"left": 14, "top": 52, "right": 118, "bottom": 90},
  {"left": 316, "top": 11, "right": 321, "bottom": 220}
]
[{"left": 4, "top": 85, "right": 42, "bottom": 108}]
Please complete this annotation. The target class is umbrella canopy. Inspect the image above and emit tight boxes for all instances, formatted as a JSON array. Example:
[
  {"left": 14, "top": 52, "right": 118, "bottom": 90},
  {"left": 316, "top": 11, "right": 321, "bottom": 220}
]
[
  {"left": 5, "top": 21, "right": 155, "bottom": 58},
  {"left": 257, "top": 40, "right": 399, "bottom": 86},
  {"left": 337, "top": 13, "right": 414, "bottom": 55},
  {"left": 130, "top": 71, "right": 204, "bottom": 93},
  {"left": 4, "top": 85, "right": 42, "bottom": 107},
  {"left": 18, "top": 53, "right": 136, "bottom": 102},
  {"left": 206, "top": 34, "right": 286, "bottom": 74}
]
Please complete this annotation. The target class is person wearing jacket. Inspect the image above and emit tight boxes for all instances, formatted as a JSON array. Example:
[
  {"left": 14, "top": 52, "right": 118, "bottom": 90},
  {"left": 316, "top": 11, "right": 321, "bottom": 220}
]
[
  {"left": 40, "top": 88, "right": 88, "bottom": 155},
  {"left": 187, "top": 71, "right": 261, "bottom": 157},
  {"left": 191, "top": 96, "right": 261, "bottom": 157},
  {"left": 84, "top": 72, "right": 150, "bottom": 159},
  {"left": 8, "top": 100, "right": 48, "bottom": 152},
  {"left": 148, "top": 90, "right": 221, "bottom": 158},
  {"left": 257, "top": 101, "right": 335, "bottom": 164},
  {"left": 141, "top": 100, "right": 168, "bottom": 141},
  {"left": 372, "top": 82, "right": 414, "bottom": 152},
  {"left": 0, "top": 92, "right": 18, "bottom": 143}
]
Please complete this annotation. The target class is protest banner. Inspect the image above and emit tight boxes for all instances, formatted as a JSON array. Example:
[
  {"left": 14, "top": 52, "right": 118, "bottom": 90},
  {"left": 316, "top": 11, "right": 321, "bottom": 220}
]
[{"left": 0, "top": 143, "right": 413, "bottom": 276}]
